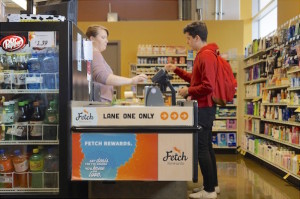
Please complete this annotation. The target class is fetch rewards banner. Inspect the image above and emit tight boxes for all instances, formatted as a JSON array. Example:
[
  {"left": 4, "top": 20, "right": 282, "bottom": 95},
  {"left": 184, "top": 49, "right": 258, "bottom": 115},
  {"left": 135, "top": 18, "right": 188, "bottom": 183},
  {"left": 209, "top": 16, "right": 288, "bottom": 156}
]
[{"left": 72, "top": 133, "right": 193, "bottom": 181}]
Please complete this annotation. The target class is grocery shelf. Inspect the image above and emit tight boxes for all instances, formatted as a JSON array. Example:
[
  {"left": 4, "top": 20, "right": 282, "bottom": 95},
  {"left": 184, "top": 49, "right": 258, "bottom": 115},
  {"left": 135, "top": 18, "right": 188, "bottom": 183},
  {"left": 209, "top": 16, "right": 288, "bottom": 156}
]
[
  {"left": 0, "top": 188, "right": 59, "bottom": 193},
  {"left": 287, "top": 68, "right": 300, "bottom": 74},
  {"left": 215, "top": 116, "right": 237, "bottom": 120},
  {"left": 244, "top": 78, "right": 267, "bottom": 85},
  {"left": 213, "top": 146, "right": 237, "bottom": 149},
  {"left": 0, "top": 140, "right": 59, "bottom": 145},
  {"left": 244, "top": 96, "right": 262, "bottom": 100},
  {"left": 262, "top": 85, "right": 290, "bottom": 90},
  {"left": 265, "top": 45, "right": 277, "bottom": 52},
  {"left": 217, "top": 104, "right": 237, "bottom": 107},
  {"left": 244, "top": 59, "right": 266, "bottom": 69},
  {"left": 245, "top": 131, "right": 300, "bottom": 149},
  {"left": 212, "top": 129, "right": 237, "bottom": 132},
  {"left": 245, "top": 150, "right": 300, "bottom": 180},
  {"left": 261, "top": 102, "right": 288, "bottom": 106},
  {"left": 0, "top": 89, "right": 59, "bottom": 94},
  {"left": 287, "top": 105, "right": 300, "bottom": 108},
  {"left": 287, "top": 87, "right": 300, "bottom": 91},
  {"left": 244, "top": 114, "right": 261, "bottom": 119},
  {"left": 261, "top": 118, "right": 300, "bottom": 127},
  {"left": 243, "top": 50, "right": 265, "bottom": 61},
  {"left": 137, "top": 54, "right": 187, "bottom": 57}
]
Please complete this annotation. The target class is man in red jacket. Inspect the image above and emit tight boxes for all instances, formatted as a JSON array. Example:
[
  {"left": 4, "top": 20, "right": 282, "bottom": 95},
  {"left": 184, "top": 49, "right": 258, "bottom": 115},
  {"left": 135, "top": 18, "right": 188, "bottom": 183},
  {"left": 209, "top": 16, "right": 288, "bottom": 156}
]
[{"left": 165, "top": 21, "right": 219, "bottom": 199}]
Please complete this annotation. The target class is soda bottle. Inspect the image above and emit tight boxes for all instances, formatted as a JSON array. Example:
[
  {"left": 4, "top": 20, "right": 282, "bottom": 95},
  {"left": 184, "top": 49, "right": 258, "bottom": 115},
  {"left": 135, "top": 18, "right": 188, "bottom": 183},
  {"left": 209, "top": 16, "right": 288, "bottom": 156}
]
[
  {"left": 12, "top": 149, "right": 29, "bottom": 188},
  {"left": 29, "top": 102, "right": 43, "bottom": 140},
  {"left": 27, "top": 53, "right": 42, "bottom": 89},
  {"left": 14, "top": 55, "right": 27, "bottom": 89},
  {"left": 0, "top": 149, "right": 13, "bottom": 188},
  {"left": 15, "top": 102, "right": 28, "bottom": 140},
  {"left": 29, "top": 148, "right": 43, "bottom": 188},
  {"left": 44, "top": 148, "right": 58, "bottom": 188},
  {"left": 3, "top": 102, "right": 15, "bottom": 140},
  {"left": 44, "top": 101, "right": 58, "bottom": 140}
]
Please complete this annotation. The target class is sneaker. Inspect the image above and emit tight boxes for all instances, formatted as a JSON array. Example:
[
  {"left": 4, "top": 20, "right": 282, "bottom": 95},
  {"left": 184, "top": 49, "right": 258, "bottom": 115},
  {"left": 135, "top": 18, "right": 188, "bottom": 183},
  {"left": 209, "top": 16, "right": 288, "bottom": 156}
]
[
  {"left": 189, "top": 190, "right": 217, "bottom": 199},
  {"left": 193, "top": 186, "right": 220, "bottom": 194}
]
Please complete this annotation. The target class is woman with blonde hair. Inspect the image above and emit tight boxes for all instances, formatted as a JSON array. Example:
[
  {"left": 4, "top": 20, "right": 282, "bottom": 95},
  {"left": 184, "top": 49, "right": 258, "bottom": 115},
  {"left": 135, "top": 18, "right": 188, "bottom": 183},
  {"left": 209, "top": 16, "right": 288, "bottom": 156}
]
[{"left": 86, "top": 25, "right": 147, "bottom": 102}]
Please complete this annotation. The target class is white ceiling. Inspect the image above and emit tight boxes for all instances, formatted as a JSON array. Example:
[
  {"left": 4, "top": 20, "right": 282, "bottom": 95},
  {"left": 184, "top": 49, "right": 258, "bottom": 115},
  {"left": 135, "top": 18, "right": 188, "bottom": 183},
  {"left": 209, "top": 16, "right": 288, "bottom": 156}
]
[{"left": 2, "top": 0, "right": 47, "bottom": 8}]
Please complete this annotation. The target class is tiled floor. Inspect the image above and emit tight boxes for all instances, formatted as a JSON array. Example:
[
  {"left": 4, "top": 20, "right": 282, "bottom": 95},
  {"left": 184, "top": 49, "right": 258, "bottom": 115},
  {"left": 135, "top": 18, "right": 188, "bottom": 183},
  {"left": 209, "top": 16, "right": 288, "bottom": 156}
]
[{"left": 187, "top": 154, "right": 300, "bottom": 199}]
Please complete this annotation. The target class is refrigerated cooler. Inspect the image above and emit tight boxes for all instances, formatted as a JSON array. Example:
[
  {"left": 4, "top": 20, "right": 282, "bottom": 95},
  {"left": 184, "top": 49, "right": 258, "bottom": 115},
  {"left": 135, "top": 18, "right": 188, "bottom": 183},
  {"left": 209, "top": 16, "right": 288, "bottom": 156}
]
[{"left": 0, "top": 22, "right": 90, "bottom": 198}]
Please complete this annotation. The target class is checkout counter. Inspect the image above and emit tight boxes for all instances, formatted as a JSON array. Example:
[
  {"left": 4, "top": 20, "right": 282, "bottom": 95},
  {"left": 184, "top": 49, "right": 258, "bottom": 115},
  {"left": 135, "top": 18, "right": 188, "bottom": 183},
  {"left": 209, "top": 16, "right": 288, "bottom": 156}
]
[{"left": 71, "top": 69, "right": 200, "bottom": 198}]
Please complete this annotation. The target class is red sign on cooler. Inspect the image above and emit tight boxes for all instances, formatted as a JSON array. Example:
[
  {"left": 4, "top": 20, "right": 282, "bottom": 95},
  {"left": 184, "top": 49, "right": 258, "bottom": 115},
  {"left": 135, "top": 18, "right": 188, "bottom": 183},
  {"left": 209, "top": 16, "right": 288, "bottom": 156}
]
[{"left": 0, "top": 35, "right": 26, "bottom": 52}]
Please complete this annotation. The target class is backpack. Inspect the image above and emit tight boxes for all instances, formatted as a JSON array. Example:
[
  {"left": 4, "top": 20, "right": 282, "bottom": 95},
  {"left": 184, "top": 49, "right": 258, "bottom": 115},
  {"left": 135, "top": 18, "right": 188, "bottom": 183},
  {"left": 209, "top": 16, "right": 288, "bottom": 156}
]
[{"left": 208, "top": 50, "right": 237, "bottom": 106}]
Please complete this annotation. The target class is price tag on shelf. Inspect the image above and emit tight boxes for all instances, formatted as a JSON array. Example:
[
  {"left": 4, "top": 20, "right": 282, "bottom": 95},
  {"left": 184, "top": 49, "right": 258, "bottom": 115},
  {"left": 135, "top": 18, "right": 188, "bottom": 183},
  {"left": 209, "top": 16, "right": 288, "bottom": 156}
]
[
  {"left": 283, "top": 173, "right": 290, "bottom": 179},
  {"left": 29, "top": 31, "right": 55, "bottom": 48},
  {"left": 295, "top": 107, "right": 300, "bottom": 112}
]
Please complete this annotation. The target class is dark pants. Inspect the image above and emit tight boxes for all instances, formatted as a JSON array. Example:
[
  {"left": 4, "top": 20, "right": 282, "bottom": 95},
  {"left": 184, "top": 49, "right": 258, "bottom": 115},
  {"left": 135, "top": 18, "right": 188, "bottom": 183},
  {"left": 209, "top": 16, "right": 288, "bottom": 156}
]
[{"left": 197, "top": 106, "right": 218, "bottom": 193}]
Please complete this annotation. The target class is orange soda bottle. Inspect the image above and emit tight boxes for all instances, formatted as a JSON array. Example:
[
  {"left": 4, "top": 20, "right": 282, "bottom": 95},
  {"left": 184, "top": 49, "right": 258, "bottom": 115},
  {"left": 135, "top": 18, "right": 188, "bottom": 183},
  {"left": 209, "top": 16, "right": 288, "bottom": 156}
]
[
  {"left": 12, "top": 150, "right": 29, "bottom": 188},
  {"left": 0, "top": 149, "right": 13, "bottom": 188}
]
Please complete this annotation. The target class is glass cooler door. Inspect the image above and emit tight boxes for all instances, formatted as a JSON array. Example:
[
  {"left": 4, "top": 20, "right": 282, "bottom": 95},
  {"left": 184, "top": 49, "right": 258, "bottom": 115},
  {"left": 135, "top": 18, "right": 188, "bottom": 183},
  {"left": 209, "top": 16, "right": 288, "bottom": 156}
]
[{"left": 0, "top": 30, "right": 59, "bottom": 195}]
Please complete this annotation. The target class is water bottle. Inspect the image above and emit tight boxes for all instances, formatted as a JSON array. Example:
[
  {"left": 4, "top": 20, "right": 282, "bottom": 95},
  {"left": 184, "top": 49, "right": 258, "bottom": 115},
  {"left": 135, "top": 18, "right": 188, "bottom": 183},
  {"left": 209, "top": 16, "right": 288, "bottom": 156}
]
[
  {"left": 27, "top": 54, "right": 42, "bottom": 89},
  {"left": 44, "top": 148, "right": 58, "bottom": 188},
  {"left": 3, "top": 101, "right": 15, "bottom": 140},
  {"left": 42, "top": 53, "right": 57, "bottom": 89}
]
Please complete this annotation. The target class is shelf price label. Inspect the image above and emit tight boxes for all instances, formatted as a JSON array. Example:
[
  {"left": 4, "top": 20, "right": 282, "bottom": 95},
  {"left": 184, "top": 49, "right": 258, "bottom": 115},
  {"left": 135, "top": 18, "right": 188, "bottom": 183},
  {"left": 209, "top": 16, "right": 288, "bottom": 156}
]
[{"left": 29, "top": 31, "right": 55, "bottom": 48}]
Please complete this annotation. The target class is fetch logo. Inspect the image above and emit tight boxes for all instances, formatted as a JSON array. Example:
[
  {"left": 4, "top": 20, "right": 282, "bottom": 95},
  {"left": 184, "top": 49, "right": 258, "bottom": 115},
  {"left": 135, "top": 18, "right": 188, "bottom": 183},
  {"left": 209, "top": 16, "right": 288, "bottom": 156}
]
[
  {"left": 162, "top": 147, "right": 188, "bottom": 162},
  {"left": 75, "top": 109, "right": 94, "bottom": 122}
]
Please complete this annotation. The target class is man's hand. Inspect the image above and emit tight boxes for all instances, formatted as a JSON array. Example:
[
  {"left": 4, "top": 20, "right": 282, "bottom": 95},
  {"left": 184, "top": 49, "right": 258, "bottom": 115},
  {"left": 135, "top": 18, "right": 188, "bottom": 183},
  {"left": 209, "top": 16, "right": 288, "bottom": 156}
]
[
  {"left": 164, "top": 64, "right": 176, "bottom": 72},
  {"left": 178, "top": 86, "right": 189, "bottom": 98}
]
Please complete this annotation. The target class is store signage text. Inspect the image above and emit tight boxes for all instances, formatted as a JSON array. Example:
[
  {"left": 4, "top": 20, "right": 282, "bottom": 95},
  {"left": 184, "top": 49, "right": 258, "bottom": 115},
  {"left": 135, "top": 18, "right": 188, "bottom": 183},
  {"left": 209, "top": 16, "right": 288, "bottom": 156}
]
[
  {"left": 103, "top": 113, "right": 154, "bottom": 119},
  {"left": 0, "top": 35, "right": 26, "bottom": 52}
]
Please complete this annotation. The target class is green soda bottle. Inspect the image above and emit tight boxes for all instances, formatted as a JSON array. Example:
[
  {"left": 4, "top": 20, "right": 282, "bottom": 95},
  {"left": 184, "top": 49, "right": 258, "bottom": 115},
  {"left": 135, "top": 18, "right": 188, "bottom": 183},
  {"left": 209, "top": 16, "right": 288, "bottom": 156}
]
[
  {"left": 44, "top": 101, "right": 58, "bottom": 140},
  {"left": 29, "top": 148, "right": 44, "bottom": 188}
]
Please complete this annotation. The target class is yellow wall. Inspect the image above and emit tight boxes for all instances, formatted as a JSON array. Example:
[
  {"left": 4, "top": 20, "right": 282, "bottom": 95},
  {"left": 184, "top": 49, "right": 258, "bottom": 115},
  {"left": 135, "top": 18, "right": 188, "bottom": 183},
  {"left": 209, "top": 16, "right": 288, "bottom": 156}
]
[
  {"left": 240, "top": 0, "right": 252, "bottom": 48},
  {"left": 78, "top": 20, "right": 244, "bottom": 78},
  {"left": 278, "top": 0, "right": 300, "bottom": 26}
]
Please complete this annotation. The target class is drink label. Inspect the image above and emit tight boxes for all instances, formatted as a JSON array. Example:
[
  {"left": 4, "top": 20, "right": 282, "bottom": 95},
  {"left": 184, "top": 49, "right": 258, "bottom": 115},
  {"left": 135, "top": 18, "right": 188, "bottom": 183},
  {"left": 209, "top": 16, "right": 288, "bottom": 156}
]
[
  {"left": 26, "top": 76, "right": 43, "bottom": 84},
  {"left": 14, "top": 71, "right": 26, "bottom": 85},
  {"left": 0, "top": 160, "right": 13, "bottom": 172},
  {"left": 0, "top": 176, "right": 12, "bottom": 183},
  {"left": 14, "top": 160, "right": 29, "bottom": 172},
  {"left": 48, "top": 116, "right": 57, "bottom": 123},
  {"left": 4, "top": 73, "right": 13, "bottom": 84},
  {"left": 29, "top": 160, "right": 43, "bottom": 171},
  {"left": 30, "top": 121, "right": 43, "bottom": 137},
  {"left": 9, "top": 122, "right": 28, "bottom": 137},
  {"left": 2, "top": 112, "right": 14, "bottom": 123},
  {"left": 0, "top": 73, "right": 4, "bottom": 83}
]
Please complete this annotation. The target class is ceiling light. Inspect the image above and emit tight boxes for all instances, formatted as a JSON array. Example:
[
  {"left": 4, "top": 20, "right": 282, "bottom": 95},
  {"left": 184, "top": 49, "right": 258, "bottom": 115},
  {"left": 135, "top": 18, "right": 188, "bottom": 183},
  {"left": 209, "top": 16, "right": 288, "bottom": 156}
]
[{"left": 12, "top": 0, "right": 27, "bottom": 10}]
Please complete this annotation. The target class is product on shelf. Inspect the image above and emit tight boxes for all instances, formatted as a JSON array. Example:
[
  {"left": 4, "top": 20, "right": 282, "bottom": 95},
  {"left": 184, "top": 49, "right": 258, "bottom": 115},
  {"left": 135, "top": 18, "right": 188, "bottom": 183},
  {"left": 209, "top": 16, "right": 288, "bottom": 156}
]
[
  {"left": 0, "top": 149, "right": 13, "bottom": 188},
  {"left": 44, "top": 148, "right": 58, "bottom": 188},
  {"left": 29, "top": 148, "right": 43, "bottom": 188},
  {"left": 12, "top": 149, "right": 29, "bottom": 188}
]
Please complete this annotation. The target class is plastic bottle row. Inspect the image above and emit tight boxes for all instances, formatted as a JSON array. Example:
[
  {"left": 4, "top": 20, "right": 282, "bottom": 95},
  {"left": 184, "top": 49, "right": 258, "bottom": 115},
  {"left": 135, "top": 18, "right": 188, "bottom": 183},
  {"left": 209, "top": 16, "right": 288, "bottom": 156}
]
[
  {"left": 0, "top": 72, "right": 59, "bottom": 90},
  {"left": 0, "top": 147, "right": 59, "bottom": 189},
  {"left": 0, "top": 123, "right": 59, "bottom": 141}
]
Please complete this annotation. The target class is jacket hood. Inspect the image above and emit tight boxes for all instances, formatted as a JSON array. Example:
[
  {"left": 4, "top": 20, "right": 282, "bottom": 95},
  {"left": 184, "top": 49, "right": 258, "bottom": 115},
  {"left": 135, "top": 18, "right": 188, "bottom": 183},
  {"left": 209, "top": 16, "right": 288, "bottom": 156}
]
[{"left": 199, "top": 43, "right": 219, "bottom": 55}]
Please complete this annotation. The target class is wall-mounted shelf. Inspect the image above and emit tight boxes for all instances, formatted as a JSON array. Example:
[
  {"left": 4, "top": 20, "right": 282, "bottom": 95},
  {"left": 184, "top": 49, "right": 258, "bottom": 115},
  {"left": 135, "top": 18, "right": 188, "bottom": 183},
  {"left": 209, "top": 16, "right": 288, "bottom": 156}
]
[
  {"left": 262, "top": 85, "right": 290, "bottom": 90},
  {"left": 243, "top": 50, "right": 265, "bottom": 61},
  {"left": 244, "top": 78, "right": 267, "bottom": 85},
  {"left": 261, "top": 118, "right": 300, "bottom": 127},
  {"left": 287, "top": 87, "right": 300, "bottom": 91},
  {"left": 212, "top": 129, "right": 237, "bottom": 132},
  {"left": 244, "top": 114, "right": 261, "bottom": 119},
  {"left": 244, "top": 59, "right": 266, "bottom": 69}
]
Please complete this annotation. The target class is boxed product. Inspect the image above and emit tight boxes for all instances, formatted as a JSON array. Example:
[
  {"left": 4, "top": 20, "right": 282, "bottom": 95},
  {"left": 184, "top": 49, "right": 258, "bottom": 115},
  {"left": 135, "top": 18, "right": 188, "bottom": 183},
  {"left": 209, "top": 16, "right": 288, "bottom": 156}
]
[
  {"left": 213, "top": 120, "right": 227, "bottom": 130},
  {"left": 7, "top": 14, "right": 66, "bottom": 22},
  {"left": 227, "top": 133, "right": 236, "bottom": 147},
  {"left": 217, "top": 133, "right": 227, "bottom": 147},
  {"left": 212, "top": 135, "right": 218, "bottom": 147},
  {"left": 226, "top": 119, "right": 237, "bottom": 129}
]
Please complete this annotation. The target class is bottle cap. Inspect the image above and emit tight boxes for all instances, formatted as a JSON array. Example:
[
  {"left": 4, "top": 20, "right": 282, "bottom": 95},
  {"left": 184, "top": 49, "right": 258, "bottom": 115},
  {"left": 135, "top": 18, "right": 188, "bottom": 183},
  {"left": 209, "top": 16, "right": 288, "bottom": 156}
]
[
  {"left": 33, "top": 101, "right": 40, "bottom": 106},
  {"left": 23, "top": 100, "right": 29, "bottom": 105},
  {"left": 14, "top": 150, "right": 21, "bottom": 156},
  {"left": 18, "top": 101, "right": 25, "bottom": 106},
  {"left": 33, "top": 149, "right": 39, "bottom": 154}
]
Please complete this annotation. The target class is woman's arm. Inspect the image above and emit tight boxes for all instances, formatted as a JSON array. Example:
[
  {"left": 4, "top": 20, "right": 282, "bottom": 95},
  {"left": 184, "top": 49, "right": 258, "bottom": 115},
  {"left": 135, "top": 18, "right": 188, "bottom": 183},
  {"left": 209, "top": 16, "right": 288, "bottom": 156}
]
[{"left": 106, "top": 74, "right": 147, "bottom": 86}]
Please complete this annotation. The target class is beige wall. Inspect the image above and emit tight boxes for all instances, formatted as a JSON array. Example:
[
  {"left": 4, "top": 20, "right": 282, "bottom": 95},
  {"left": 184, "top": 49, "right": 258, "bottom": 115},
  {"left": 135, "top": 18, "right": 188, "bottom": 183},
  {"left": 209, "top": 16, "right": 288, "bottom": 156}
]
[
  {"left": 278, "top": 0, "right": 300, "bottom": 26},
  {"left": 240, "top": 0, "right": 252, "bottom": 49}
]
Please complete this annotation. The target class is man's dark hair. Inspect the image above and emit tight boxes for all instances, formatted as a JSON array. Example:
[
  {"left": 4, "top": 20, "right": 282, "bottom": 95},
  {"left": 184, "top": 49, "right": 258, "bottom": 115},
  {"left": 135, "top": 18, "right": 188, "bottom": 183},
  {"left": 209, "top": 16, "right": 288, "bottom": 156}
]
[{"left": 183, "top": 21, "right": 208, "bottom": 42}]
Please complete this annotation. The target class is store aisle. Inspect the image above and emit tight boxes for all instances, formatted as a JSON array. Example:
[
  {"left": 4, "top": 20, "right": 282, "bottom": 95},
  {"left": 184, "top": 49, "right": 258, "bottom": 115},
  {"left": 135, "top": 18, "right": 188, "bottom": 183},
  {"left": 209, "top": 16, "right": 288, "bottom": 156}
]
[{"left": 187, "top": 154, "right": 300, "bottom": 199}]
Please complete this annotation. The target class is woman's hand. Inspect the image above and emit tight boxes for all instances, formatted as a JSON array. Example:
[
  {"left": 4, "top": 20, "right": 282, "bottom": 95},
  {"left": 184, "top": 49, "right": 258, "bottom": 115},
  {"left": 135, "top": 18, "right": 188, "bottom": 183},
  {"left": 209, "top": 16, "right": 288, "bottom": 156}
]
[
  {"left": 131, "top": 74, "right": 148, "bottom": 84},
  {"left": 164, "top": 64, "right": 176, "bottom": 72}
]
